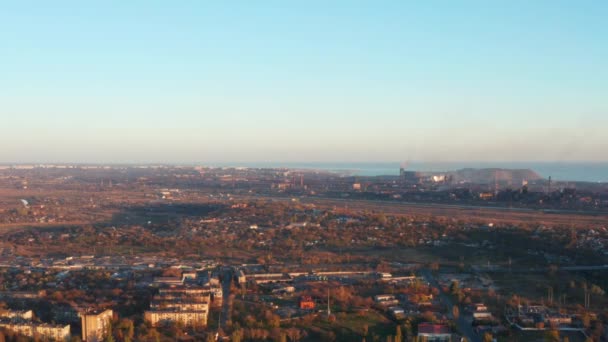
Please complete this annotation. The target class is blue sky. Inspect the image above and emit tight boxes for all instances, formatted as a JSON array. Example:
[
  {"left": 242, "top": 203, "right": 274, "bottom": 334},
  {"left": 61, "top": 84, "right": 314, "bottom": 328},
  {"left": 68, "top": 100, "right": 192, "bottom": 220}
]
[{"left": 1, "top": 1, "right": 607, "bottom": 163}]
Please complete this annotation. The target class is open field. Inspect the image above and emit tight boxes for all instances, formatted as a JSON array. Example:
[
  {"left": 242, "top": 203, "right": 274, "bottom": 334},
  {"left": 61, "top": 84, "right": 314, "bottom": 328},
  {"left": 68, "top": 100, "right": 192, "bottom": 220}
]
[
  {"left": 306, "top": 310, "right": 396, "bottom": 341},
  {"left": 503, "top": 330, "right": 587, "bottom": 342},
  {"left": 2, "top": 185, "right": 607, "bottom": 234},
  {"left": 256, "top": 196, "right": 608, "bottom": 228}
]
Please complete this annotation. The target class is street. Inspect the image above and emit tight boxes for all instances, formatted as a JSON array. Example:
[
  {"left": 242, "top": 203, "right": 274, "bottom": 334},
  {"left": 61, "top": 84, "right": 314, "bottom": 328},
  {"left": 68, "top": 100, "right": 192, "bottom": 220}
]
[{"left": 421, "top": 269, "right": 481, "bottom": 342}]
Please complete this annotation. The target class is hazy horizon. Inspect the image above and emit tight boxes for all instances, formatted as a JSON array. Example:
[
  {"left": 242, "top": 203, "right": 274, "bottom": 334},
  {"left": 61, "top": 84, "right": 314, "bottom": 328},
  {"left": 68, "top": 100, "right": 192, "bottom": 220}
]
[
  {"left": 3, "top": 160, "right": 608, "bottom": 182},
  {"left": 2, "top": 1, "right": 607, "bottom": 163},
  {"left": 2, "top": 160, "right": 608, "bottom": 166}
]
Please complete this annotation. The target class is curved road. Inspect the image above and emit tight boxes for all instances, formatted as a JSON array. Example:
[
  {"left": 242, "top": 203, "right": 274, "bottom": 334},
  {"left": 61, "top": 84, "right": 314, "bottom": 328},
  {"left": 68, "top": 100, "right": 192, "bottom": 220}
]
[{"left": 421, "top": 269, "right": 481, "bottom": 342}]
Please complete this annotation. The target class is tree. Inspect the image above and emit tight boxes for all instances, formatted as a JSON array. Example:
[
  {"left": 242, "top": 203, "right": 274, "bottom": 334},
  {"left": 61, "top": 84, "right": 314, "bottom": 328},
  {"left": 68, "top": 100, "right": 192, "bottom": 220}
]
[
  {"left": 118, "top": 318, "right": 134, "bottom": 342},
  {"left": 287, "top": 328, "right": 302, "bottom": 342},
  {"left": 452, "top": 305, "right": 460, "bottom": 320},
  {"left": 449, "top": 281, "right": 460, "bottom": 295},
  {"left": 322, "top": 331, "right": 336, "bottom": 342},
  {"left": 422, "top": 311, "right": 436, "bottom": 323},
  {"left": 581, "top": 312, "right": 591, "bottom": 328},
  {"left": 590, "top": 284, "right": 605, "bottom": 295},
  {"left": 105, "top": 333, "right": 115, "bottom": 342},
  {"left": 544, "top": 329, "right": 559, "bottom": 342},
  {"left": 394, "top": 325, "right": 402, "bottom": 342},
  {"left": 231, "top": 329, "right": 243, "bottom": 342},
  {"left": 482, "top": 332, "right": 493, "bottom": 342},
  {"left": 105, "top": 321, "right": 115, "bottom": 342}
]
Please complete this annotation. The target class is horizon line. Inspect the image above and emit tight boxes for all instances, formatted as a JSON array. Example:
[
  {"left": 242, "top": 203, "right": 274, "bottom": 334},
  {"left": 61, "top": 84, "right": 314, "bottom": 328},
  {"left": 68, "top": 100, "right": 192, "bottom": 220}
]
[{"left": 1, "top": 160, "right": 608, "bottom": 166}]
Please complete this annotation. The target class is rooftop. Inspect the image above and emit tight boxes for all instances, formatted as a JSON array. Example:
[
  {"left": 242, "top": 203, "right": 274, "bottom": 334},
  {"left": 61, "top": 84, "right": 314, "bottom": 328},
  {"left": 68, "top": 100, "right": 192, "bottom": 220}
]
[{"left": 418, "top": 323, "right": 450, "bottom": 335}]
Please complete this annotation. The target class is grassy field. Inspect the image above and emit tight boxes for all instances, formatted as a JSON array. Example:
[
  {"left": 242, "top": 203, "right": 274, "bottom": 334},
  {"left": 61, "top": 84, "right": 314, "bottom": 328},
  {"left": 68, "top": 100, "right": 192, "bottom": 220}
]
[
  {"left": 305, "top": 311, "right": 396, "bottom": 341},
  {"left": 502, "top": 330, "right": 586, "bottom": 342}
]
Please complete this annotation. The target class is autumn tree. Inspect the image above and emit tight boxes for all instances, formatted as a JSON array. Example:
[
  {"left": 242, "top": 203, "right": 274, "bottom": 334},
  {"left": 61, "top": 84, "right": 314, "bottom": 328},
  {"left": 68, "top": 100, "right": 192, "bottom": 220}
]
[
  {"left": 544, "top": 329, "right": 559, "bottom": 342},
  {"left": 452, "top": 305, "right": 460, "bottom": 320}
]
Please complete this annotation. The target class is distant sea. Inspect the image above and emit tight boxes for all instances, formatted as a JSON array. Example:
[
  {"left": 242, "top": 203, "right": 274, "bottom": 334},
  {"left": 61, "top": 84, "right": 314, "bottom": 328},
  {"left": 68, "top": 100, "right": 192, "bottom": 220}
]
[{"left": 212, "top": 162, "right": 608, "bottom": 183}]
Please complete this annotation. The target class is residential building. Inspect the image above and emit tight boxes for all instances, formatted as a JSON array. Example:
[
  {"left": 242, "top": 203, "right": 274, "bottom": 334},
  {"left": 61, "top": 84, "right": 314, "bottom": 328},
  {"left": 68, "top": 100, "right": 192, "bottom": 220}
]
[
  {"left": 144, "top": 310, "right": 208, "bottom": 327},
  {"left": 374, "top": 294, "right": 395, "bottom": 302},
  {"left": 299, "top": 296, "right": 315, "bottom": 310},
  {"left": 145, "top": 286, "right": 210, "bottom": 327},
  {"left": 0, "top": 319, "right": 70, "bottom": 341},
  {"left": 0, "top": 309, "right": 33, "bottom": 320},
  {"left": 80, "top": 309, "right": 113, "bottom": 342},
  {"left": 417, "top": 323, "right": 451, "bottom": 342}
]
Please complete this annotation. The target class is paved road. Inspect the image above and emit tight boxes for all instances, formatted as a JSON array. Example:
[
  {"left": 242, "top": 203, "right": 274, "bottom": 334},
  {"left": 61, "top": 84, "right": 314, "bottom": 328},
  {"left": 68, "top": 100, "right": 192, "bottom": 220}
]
[
  {"left": 421, "top": 269, "right": 481, "bottom": 342},
  {"left": 220, "top": 267, "right": 233, "bottom": 330}
]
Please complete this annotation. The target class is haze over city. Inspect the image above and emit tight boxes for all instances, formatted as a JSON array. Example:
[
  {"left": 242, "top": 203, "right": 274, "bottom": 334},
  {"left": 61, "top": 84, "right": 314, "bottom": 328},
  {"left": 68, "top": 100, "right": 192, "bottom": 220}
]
[{"left": 1, "top": 1, "right": 607, "bottom": 163}]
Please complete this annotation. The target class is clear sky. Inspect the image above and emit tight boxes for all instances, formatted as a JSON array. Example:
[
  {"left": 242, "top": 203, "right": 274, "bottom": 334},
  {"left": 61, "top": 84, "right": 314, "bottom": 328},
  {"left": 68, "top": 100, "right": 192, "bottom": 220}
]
[{"left": 1, "top": 1, "right": 607, "bottom": 164}]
